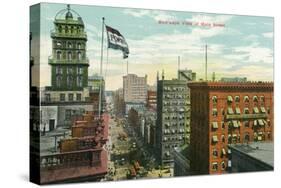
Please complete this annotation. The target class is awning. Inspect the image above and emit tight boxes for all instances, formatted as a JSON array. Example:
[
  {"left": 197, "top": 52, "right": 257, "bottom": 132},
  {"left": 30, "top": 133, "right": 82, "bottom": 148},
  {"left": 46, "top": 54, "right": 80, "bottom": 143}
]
[
  {"left": 222, "top": 148, "right": 226, "bottom": 155},
  {"left": 254, "top": 120, "right": 258, "bottom": 126},
  {"left": 258, "top": 136, "right": 262, "bottom": 141},
  {"left": 244, "top": 108, "right": 249, "bottom": 114},
  {"left": 212, "top": 135, "right": 218, "bottom": 142},
  {"left": 212, "top": 122, "right": 218, "bottom": 129},
  {"left": 232, "top": 134, "right": 237, "bottom": 137},
  {"left": 227, "top": 108, "right": 234, "bottom": 114},
  {"left": 258, "top": 119, "right": 265, "bottom": 126},
  {"left": 232, "top": 120, "right": 239, "bottom": 128},
  {"left": 244, "top": 96, "right": 249, "bottom": 102},
  {"left": 253, "top": 107, "right": 259, "bottom": 114},
  {"left": 260, "top": 107, "right": 266, "bottom": 113},
  {"left": 235, "top": 107, "right": 241, "bottom": 114},
  {"left": 227, "top": 96, "right": 233, "bottom": 102}
]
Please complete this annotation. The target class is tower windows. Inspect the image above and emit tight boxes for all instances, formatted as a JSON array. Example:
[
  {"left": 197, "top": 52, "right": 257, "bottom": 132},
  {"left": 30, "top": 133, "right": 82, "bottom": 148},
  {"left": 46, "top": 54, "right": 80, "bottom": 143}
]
[
  {"left": 56, "top": 51, "right": 62, "bottom": 60},
  {"left": 68, "top": 42, "right": 72, "bottom": 48},
  {"left": 78, "top": 43, "right": 81, "bottom": 49},
  {"left": 78, "top": 52, "right": 82, "bottom": 60},
  {"left": 77, "top": 76, "right": 83, "bottom": 87},
  {"left": 68, "top": 51, "right": 72, "bottom": 60},
  {"left": 56, "top": 75, "right": 62, "bottom": 88},
  {"left": 67, "top": 75, "right": 73, "bottom": 88}
]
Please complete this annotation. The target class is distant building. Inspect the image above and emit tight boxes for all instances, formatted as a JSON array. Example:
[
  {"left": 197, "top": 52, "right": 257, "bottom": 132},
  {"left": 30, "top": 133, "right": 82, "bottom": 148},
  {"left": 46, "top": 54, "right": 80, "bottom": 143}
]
[
  {"left": 156, "top": 74, "right": 190, "bottom": 167},
  {"left": 188, "top": 81, "right": 274, "bottom": 175},
  {"left": 123, "top": 74, "right": 147, "bottom": 104},
  {"left": 147, "top": 90, "right": 157, "bottom": 110},
  {"left": 88, "top": 74, "right": 106, "bottom": 114},
  {"left": 220, "top": 77, "right": 247, "bottom": 82},
  {"left": 40, "top": 6, "right": 93, "bottom": 130},
  {"left": 178, "top": 69, "right": 196, "bottom": 81},
  {"left": 229, "top": 142, "right": 273, "bottom": 172}
]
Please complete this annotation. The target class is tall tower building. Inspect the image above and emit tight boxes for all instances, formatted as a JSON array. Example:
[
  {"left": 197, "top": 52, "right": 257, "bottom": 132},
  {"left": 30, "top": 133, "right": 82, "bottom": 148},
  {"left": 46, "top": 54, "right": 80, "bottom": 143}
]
[
  {"left": 40, "top": 5, "right": 93, "bottom": 129},
  {"left": 49, "top": 4, "right": 89, "bottom": 91}
]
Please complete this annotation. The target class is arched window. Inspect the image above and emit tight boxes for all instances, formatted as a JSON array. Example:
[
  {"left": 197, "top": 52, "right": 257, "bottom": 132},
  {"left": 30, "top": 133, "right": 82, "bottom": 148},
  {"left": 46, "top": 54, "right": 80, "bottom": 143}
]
[
  {"left": 221, "top": 161, "right": 226, "bottom": 170},
  {"left": 212, "top": 96, "right": 217, "bottom": 104},
  {"left": 244, "top": 96, "right": 249, "bottom": 102},
  {"left": 65, "top": 26, "right": 69, "bottom": 33},
  {"left": 68, "top": 42, "right": 72, "bottom": 48},
  {"left": 78, "top": 43, "right": 81, "bottom": 49},
  {"left": 253, "top": 96, "right": 258, "bottom": 102},
  {"left": 77, "top": 52, "right": 82, "bottom": 60},
  {"left": 221, "top": 135, "right": 225, "bottom": 143},
  {"left": 58, "top": 25, "right": 62, "bottom": 33},
  {"left": 235, "top": 96, "right": 240, "bottom": 103},
  {"left": 56, "top": 75, "right": 62, "bottom": 87},
  {"left": 56, "top": 51, "right": 62, "bottom": 60},
  {"left": 68, "top": 51, "right": 72, "bottom": 60},
  {"left": 244, "top": 133, "right": 250, "bottom": 142}
]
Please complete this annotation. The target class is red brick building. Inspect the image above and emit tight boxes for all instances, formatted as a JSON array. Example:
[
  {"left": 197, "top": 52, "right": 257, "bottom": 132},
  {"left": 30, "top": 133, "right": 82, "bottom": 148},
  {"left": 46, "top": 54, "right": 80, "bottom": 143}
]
[
  {"left": 147, "top": 90, "right": 157, "bottom": 110},
  {"left": 187, "top": 81, "right": 274, "bottom": 175}
]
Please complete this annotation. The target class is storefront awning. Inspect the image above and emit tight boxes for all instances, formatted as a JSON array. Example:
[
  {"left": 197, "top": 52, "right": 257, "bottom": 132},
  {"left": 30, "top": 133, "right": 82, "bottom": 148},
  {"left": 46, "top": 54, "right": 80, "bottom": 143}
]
[
  {"left": 260, "top": 107, "right": 266, "bottom": 113},
  {"left": 227, "top": 108, "right": 234, "bottom": 115},
  {"left": 212, "top": 135, "right": 218, "bottom": 142},
  {"left": 212, "top": 122, "right": 218, "bottom": 129},
  {"left": 235, "top": 107, "right": 241, "bottom": 114}
]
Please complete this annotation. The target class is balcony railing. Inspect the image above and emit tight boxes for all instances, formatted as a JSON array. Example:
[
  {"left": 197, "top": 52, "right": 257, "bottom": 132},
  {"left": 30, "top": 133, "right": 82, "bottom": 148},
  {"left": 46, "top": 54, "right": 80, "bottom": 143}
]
[
  {"left": 51, "top": 32, "right": 87, "bottom": 39},
  {"left": 40, "top": 149, "right": 101, "bottom": 170},
  {"left": 226, "top": 113, "right": 267, "bottom": 120},
  {"left": 48, "top": 57, "right": 89, "bottom": 65}
]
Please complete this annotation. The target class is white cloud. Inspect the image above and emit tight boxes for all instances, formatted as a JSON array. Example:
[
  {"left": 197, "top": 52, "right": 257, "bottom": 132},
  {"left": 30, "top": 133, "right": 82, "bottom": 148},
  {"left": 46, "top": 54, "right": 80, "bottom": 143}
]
[
  {"left": 263, "top": 32, "right": 273, "bottom": 38},
  {"left": 123, "top": 9, "right": 176, "bottom": 21}
]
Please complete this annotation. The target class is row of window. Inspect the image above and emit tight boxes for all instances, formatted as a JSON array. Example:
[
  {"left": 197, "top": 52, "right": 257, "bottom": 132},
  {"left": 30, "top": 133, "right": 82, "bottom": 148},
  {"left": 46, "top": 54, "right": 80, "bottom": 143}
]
[
  {"left": 56, "top": 25, "right": 83, "bottom": 35},
  {"left": 164, "top": 94, "right": 188, "bottom": 99},
  {"left": 212, "top": 161, "right": 227, "bottom": 171},
  {"left": 163, "top": 86, "right": 187, "bottom": 92},
  {"left": 163, "top": 128, "right": 185, "bottom": 134},
  {"left": 55, "top": 41, "right": 84, "bottom": 49},
  {"left": 211, "top": 131, "right": 271, "bottom": 145},
  {"left": 212, "top": 148, "right": 228, "bottom": 158},
  {"left": 164, "top": 122, "right": 188, "bottom": 127},
  {"left": 56, "top": 67, "right": 84, "bottom": 75},
  {"left": 164, "top": 115, "right": 186, "bottom": 120},
  {"left": 56, "top": 50, "right": 84, "bottom": 60},
  {"left": 44, "top": 93, "right": 82, "bottom": 102},
  {"left": 163, "top": 101, "right": 189, "bottom": 106},
  {"left": 163, "top": 136, "right": 184, "bottom": 142},
  {"left": 212, "top": 106, "right": 269, "bottom": 117},
  {"left": 212, "top": 95, "right": 265, "bottom": 104},
  {"left": 56, "top": 75, "right": 83, "bottom": 88}
]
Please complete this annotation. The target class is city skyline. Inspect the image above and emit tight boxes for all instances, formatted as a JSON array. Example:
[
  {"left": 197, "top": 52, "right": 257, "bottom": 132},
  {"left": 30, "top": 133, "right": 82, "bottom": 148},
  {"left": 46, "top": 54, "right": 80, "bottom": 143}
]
[{"left": 32, "top": 3, "right": 274, "bottom": 90}]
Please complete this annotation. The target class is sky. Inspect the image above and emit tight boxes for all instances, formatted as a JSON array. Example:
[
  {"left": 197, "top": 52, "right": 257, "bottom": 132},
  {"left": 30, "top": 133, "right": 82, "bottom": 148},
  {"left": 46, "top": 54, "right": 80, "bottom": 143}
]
[{"left": 31, "top": 3, "right": 274, "bottom": 90}]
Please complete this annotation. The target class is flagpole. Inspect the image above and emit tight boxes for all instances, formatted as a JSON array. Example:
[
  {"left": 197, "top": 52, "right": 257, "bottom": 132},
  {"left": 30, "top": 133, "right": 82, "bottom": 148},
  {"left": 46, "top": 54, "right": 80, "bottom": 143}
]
[
  {"left": 98, "top": 17, "right": 105, "bottom": 118},
  {"left": 205, "top": 44, "right": 208, "bottom": 81},
  {"left": 127, "top": 59, "right": 128, "bottom": 75}
]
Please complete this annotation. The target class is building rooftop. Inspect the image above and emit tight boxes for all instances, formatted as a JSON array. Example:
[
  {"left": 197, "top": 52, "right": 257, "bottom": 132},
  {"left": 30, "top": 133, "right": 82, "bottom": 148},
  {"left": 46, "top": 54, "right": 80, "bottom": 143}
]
[{"left": 230, "top": 142, "right": 274, "bottom": 167}]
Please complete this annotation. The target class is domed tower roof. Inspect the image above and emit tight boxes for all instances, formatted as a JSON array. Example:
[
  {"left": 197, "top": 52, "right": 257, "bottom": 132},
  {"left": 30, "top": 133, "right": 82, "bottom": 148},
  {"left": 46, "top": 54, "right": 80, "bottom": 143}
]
[{"left": 54, "top": 4, "right": 84, "bottom": 24}]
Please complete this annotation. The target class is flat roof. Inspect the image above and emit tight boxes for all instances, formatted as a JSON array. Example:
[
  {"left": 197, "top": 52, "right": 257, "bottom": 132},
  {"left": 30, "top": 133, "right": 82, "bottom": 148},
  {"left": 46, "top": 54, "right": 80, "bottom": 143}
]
[{"left": 230, "top": 142, "right": 274, "bottom": 167}]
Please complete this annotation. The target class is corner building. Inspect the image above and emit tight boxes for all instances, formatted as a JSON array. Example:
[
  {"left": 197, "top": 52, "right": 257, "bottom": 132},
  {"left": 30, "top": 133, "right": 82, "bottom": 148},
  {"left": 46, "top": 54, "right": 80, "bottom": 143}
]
[{"left": 188, "top": 81, "right": 274, "bottom": 174}]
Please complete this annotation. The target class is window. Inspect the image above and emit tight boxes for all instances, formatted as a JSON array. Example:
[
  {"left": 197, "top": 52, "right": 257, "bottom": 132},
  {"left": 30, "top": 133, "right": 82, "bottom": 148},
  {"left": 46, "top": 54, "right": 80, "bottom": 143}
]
[
  {"left": 56, "top": 75, "right": 62, "bottom": 87},
  {"left": 221, "top": 121, "right": 225, "bottom": 129},
  {"left": 212, "top": 108, "right": 218, "bottom": 117},
  {"left": 244, "top": 121, "right": 249, "bottom": 128},
  {"left": 67, "top": 75, "right": 73, "bottom": 88},
  {"left": 77, "top": 52, "right": 82, "bottom": 60},
  {"left": 253, "top": 96, "right": 258, "bottom": 102},
  {"left": 235, "top": 96, "right": 240, "bottom": 103},
  {"left": 212, "top": 149, "right": 218, "bottom": 158},
  {"left": 244, "top": 108, "right": 249, "bottom": 114},
  {"left": 77, "top": 76, "right": 83, "bottom": 87},
  {"left": 212, "top": 122, "right": 218, "bottom": 130},
  {"left": 244, "top": 96, "right": 249, "bottom": 102},
  {"left": 68, "top": 93, "right": 74, "bottom": 101},
  {"left": 65, "top": 109, "right": 72, "bottom": 120},
  {"left": 45, "top": 94, "right": 50, "bottom": 102},
  {"left": 221, "top": 161, "right": 226, "bottom": 170},
  {"left": 78, "top": 43, "right": 81, "bottom": 49},
  {"left": 253, "top": 107, "right": 259, "bottom": 114},
  {"left": 221, "top": 148, "right": 226, "bottom": 157},
  {"left": 212, "top": 135, "right": 218, "bottom": 144},
  {"left": 267, "top": 107, "right": 270, "bottom": 114},
  {"left": 244, "top": 133, "right": 250, "bottom": 142},
  {"left": 56, "top": 66, "right": 62, "bottom": 75},
  {"left": 212, "top": 162, "right": 218, "bottom": 171},
  {"left": 221, "top": 135, "right": 225, "bottom": 143},
  {"left": 212, "top": 96, "right": 217, "bottom": 104},
  {"left": 227, "top": 107, "right": 234, "bottom": 115},
  {"left": 76, "top": 93, "right": 81, "bottom": 101},
  {"left": 235, "top": 107, "right": 241, "bottom": 114},
  {"left": 227, "top": 96, "right": 233, "bottom": 103},
  {"left": 68, "top": 42, "right": 72, "bottom": 48},
  {"left": 56, "top": 51, "right": 62, "bottom": 60},
  {"left": 68, "top": 51, "right": 72, "bottom": 60},
  {"left": 60, "top": 93, "right": 65, "bottom": 102}
]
